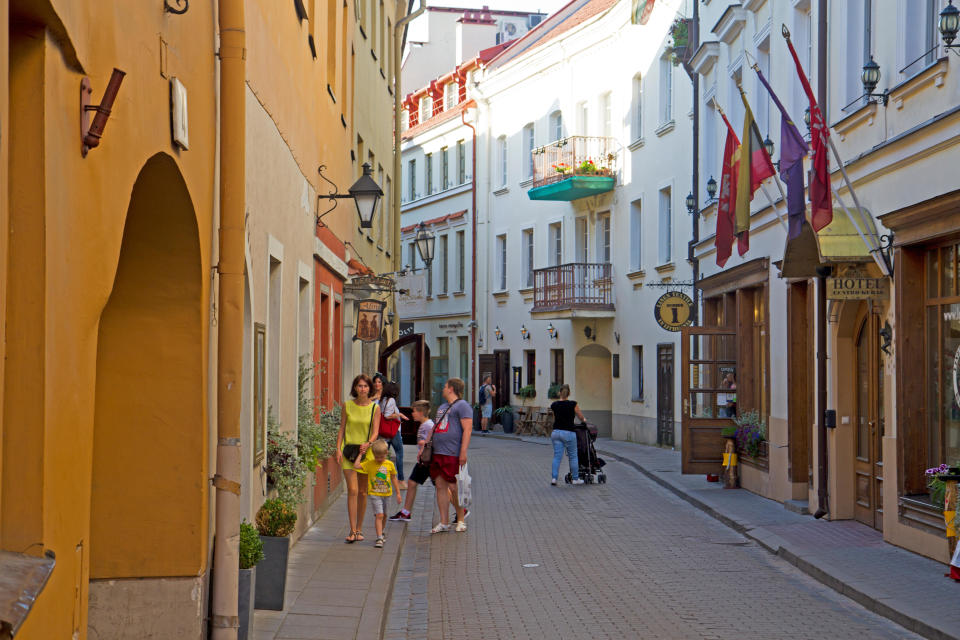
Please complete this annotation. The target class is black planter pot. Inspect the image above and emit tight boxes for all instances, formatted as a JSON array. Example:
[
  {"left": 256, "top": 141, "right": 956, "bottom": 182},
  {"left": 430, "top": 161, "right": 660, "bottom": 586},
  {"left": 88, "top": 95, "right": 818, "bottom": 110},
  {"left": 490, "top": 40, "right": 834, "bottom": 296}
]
[
  {"left": 238, "top": 566, "right": 256, "bottom": 639},
  {"left": 500, "top": 411, "right": 514, "bottom": 434},
  {"left": 254, "top": 535, "right": 289, "bottom": 611},
  {"left": 473, "top": 406, "right": 482, "bottom": 430}
]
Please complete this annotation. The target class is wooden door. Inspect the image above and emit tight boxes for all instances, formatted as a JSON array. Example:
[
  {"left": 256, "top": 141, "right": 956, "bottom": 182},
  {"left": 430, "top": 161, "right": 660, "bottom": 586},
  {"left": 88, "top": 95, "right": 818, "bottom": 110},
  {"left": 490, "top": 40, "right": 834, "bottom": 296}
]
[
  {"left": 680, "top": 327, "right": 737, "bottom": 474},
  {"left": 854, "top": 314, "right": 884, "bottom": 530},
  {"left": 495, "top": 349, "right": 510, "bottom": 410},
  {"left": 657, "top": 344, "right": 675, "bottom": 447}
]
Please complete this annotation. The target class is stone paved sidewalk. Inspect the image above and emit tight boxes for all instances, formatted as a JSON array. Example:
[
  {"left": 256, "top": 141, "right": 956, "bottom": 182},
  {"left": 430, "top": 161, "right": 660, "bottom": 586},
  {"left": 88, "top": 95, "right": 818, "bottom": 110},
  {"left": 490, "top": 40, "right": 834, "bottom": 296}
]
[
  {"left": 252, "top": 477, "right": 411, "bottom": 640},
  {"left": 493, "top": 433, "right": 960, "bottom": 640}
]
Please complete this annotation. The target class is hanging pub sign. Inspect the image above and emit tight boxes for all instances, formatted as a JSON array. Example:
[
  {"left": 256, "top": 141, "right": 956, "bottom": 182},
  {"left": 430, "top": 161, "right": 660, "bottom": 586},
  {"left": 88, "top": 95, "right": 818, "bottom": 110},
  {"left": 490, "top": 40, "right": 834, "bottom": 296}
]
[
  {"left": 826, "top": 275, "right": 889, "bottom": 300},
  {"left": 654, "top": 291, "right": 693, "bottom": 332},
  {"left": 354, "top": 299, "right": 386, "bottom": 342}
]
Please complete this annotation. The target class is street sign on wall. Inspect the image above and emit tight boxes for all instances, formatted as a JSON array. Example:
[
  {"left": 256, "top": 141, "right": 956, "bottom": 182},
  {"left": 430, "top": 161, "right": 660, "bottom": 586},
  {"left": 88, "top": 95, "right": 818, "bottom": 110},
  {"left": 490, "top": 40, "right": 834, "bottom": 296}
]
[{"left": 654, "top": 291, "right": 693, "bottom": 332}]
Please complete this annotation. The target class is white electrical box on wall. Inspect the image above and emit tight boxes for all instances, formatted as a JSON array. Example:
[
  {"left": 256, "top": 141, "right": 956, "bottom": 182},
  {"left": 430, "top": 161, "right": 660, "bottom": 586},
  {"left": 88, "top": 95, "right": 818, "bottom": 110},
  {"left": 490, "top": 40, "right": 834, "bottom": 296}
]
[{"left": 170, "top": 77, "right": 189, "bottom": 150}]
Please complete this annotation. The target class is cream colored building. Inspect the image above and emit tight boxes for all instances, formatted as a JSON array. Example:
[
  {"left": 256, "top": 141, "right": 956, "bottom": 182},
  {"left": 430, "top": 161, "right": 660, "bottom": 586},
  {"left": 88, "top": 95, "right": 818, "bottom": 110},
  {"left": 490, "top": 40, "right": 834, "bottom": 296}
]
[{"left": 691, "top": 0, "right": 960, "bottom": 565}]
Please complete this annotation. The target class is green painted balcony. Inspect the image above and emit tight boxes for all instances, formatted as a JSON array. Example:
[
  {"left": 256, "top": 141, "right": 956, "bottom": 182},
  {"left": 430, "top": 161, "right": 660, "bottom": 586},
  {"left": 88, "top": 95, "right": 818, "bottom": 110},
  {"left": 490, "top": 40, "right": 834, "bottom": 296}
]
[{"left": 528, "top": 136, "right": 620, "bottom": 202}]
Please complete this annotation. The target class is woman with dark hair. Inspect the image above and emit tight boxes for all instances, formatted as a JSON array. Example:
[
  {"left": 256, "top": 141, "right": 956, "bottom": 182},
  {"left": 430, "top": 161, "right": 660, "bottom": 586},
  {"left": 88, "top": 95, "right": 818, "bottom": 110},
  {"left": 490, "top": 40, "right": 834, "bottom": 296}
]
[
  {"left": 550, "top": 384, "right": 586, "bottom": 486},
  {"left": 337, "top": 374, "right": 380, "bottom": 543},
  {"left": 375, "top": 378, "right": 409, "bottom": 488}
]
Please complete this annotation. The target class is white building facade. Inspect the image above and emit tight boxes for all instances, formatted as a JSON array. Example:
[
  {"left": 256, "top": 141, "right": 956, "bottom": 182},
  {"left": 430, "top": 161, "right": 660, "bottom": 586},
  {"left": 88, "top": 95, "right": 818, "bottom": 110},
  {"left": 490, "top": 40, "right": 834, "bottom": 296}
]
[
  {"left": 473, "top": 0, "right": 694, "bottom": 441},
  {"left": 692, "top": 0, "right": 960, "bottom": 565}
]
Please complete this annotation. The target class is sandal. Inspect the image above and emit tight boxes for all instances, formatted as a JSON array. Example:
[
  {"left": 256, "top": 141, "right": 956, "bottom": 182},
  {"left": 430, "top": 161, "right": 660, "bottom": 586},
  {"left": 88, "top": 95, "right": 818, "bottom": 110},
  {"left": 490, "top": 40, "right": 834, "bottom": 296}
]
[
  {"left": 355, "top": 531, "right": 365, "bottom": 542},
  {"left": 430, "top": 523, "right": 450, "bottom": 534},
  {"left": 345, "top": 531, "right": 357, "bottom": 544}
]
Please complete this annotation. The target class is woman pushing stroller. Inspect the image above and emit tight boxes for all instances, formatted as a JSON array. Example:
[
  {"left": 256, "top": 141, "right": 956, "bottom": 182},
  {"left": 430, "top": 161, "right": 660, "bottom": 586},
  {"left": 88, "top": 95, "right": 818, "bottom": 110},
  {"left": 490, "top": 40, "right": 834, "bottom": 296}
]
[{"left": 549, "top": 384, "right": 586, "bottom": 486}]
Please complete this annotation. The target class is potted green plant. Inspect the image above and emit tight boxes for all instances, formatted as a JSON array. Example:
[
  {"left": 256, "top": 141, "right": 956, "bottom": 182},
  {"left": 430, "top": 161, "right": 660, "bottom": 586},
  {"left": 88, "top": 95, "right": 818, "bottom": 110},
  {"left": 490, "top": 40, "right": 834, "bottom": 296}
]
[
  {"left": 495, "top": 404, "right": 515, "bottom": 434},
  {"left": 238, "top": 519, "right": 264, "bottom": 638},
  {"left": 667, "top": 17, "right": 690, "bottom": 66},
  {"left": 254, "top": 498, "right": 297, "bottom": 610},
  {"left": 266, "top": 416, "right": 308, "bottom": 508}
]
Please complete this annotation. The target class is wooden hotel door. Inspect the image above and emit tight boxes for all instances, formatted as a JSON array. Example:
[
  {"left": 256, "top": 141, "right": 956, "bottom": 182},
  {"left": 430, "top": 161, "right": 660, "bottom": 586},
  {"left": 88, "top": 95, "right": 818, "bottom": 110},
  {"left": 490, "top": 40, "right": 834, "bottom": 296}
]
[{"left": 853, "top": 314, "right": 884, "bottom": 530}]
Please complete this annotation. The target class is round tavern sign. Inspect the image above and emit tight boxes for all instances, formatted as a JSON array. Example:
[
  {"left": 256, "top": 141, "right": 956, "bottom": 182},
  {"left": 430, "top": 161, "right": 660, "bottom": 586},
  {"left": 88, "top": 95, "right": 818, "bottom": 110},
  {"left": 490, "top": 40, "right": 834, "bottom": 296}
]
[{"left": 654, "top": 291, "right": 693, "bottom": 332}]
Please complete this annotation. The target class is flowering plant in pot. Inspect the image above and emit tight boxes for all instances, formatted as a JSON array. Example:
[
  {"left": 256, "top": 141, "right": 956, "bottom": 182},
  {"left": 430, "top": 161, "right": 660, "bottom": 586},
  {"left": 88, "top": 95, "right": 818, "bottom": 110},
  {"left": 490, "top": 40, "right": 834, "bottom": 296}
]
[
  {"left": 577, "top": 159, "right": 597, "bottom": 174},
  {"left": 552, "top": 162, "right": 571, "bottom": 175},
  {"left": 733, "top": 410, "right": 766, "bottom": 458},
  {"left": 254, "top": 499, "right": 297, "bottom": 610}
]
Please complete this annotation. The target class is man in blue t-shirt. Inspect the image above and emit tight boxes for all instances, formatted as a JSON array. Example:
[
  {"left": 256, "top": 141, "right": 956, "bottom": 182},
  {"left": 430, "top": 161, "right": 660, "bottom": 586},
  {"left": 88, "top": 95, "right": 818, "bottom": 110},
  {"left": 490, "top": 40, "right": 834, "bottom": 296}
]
[{"left": 429, "top": 377, "right": 473, "bottom": 534}]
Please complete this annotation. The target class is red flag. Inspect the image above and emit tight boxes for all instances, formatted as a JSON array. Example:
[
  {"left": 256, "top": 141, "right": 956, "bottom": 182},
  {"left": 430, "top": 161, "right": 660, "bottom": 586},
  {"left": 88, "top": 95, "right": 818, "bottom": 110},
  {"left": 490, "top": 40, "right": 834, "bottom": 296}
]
[
  {"left": 785, "top": 33, "right": 832, "bottom": 231},
  {"left": 716, "top": 112, "right": 742, "bottom": 266}
]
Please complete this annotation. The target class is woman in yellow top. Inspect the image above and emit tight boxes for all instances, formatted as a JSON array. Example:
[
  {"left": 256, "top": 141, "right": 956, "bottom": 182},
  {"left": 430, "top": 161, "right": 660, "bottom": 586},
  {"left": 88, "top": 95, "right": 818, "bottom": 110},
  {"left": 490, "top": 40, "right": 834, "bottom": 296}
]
[{"left": 336, "top": 374, "right": 381, "bottom": 543}]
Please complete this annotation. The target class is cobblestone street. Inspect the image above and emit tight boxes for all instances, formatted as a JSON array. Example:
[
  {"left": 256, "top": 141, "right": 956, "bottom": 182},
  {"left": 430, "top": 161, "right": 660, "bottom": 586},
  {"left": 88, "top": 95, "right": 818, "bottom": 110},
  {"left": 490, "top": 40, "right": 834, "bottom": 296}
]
[{"left": 387, "top": 437, "right": 920, "bottom": 640}]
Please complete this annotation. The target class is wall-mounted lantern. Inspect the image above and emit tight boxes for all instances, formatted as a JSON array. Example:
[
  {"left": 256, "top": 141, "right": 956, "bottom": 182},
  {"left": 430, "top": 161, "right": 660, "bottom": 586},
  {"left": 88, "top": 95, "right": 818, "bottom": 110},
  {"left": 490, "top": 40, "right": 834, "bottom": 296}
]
[
  {"left": 685, "top": 192, "right": 696, "bottom": 215},
  {"left": 316, "top": 162, "right": 384, "bottom": 229},
  {"left": 860, "top": 57, "right": 889, "bottom": 106},
  {"left": 494, "top": 326, "right": 503, "bottom": 341},
  {"left": 520, "top": 325, "right": 530, "bottom": 341},
  {"left": 414, "top": 221, "right": 436, "bottom": 267},
  {"left": 940, "top": 0, "right": 960, "bottom": 51},
  {"left": 547, "top": 323, "right": 558, "bottom": 340},
  {"left": 706, "top": 175, "right": 718, "bottom": 201}
]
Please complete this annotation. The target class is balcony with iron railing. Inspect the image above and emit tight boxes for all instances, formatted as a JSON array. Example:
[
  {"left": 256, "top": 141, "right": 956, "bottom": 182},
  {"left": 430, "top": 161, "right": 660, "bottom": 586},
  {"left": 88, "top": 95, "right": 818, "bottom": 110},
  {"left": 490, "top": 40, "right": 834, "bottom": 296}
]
[
  {"left": 530, "top": 262, "right": 615, "bottom": 318},
  {"left": 529, "top": 136, "right": 621, "bottom": 201}
]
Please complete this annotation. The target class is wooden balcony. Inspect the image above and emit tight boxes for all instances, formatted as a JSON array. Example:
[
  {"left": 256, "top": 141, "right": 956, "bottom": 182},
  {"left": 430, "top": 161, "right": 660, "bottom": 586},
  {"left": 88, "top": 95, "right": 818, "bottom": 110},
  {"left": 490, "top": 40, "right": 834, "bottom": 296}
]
[
  {"left": 530, "top": 263, "right": 615, "bottom": 318},
  {"left": 528, "top": 136, "right": 620, "bottom": 201}
]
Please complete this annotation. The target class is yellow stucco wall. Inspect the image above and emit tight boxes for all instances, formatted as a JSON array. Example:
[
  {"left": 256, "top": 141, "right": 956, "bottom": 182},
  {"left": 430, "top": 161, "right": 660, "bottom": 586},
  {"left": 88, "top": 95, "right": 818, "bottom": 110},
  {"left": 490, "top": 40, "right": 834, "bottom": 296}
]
[{"left": 2, "top": 1, "right": 217, "bottom": 637}]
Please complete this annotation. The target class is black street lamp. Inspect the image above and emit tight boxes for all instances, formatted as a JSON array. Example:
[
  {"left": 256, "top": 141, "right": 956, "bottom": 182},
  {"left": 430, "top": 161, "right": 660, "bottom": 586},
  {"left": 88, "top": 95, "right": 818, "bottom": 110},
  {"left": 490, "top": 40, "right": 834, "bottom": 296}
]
[
  {"left": 414, "top": 221, "right": 436, "bottom": 268},
  {"left": 763, "top": 135, "right": 778, "bottom": 170},
  {"left": 316, "top": 162, "right": 384, "bottom": 228},
  {"left": 940, "top": 0, "right": 960, "bottom": 49},
  {"left": 349, "top": 163, "right": 383, "bottom": 228},
  {"left": 861, "top": 56, "right": 888, "bottom": 105},
  {"left": 686, "top": 191, "right": 696, "bottom": 214},
  {"left": 706, "top": 175, "right": 718, "bottom": 201},
  {"left": 803, "top": 107, "right": 811, "bottom": 130}
]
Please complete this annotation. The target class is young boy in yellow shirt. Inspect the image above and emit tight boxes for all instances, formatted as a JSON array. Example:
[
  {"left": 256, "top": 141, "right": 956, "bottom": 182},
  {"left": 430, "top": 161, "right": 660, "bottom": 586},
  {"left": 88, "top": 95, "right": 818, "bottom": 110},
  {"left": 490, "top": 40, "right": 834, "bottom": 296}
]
[{"left": 360, "top": 439, "right": 401, "bottom": 548}]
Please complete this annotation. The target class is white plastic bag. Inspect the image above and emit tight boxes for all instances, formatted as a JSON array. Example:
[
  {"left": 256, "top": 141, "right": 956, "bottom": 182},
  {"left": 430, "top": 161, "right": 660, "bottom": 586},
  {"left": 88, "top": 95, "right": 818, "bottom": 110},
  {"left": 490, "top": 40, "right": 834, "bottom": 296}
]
[{"left": 456, "top": 463, "right": 472, "bottom": 509}]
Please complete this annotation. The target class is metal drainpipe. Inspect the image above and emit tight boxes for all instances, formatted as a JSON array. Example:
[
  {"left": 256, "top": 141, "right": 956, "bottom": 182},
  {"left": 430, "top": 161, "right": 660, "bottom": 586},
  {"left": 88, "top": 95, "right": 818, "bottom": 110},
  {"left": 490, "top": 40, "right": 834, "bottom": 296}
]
[
  {"left": 212, "top": 0, "right": 246, "bottom": 636},
  {"left": 462, "top": 109, "right": 477, "bottom": 403},
  {"left": 814, "top": 0, "right": 830, "bottom": 520},
  {"left": 686, "top": 0, "right": 700, "bottom": 325}
]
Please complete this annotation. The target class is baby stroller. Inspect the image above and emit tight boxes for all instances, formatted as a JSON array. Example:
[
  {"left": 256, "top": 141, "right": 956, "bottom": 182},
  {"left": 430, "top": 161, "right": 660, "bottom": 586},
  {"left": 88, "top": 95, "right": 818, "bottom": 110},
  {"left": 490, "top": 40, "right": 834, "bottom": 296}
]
[{"left": 564, "top": 422, "right": 607, "bottom": 484}]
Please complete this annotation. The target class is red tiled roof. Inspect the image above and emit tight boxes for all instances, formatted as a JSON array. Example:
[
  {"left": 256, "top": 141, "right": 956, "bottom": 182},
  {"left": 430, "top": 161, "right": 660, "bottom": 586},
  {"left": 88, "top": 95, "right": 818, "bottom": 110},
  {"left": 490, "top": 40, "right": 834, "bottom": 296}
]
[
  {"left": 486, "top": 0, "right": 617, "bottom": 70},
  {"left": 401, "top": 210, "right": 468, "bottom": 234},
  {"left": 401, "top": 100, "right": 476, "bottom": 141}
]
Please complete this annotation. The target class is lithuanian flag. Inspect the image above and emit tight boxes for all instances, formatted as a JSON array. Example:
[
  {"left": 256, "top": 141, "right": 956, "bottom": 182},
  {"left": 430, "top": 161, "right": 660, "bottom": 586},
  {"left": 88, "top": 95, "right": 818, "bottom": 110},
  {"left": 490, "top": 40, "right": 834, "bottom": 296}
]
[{"left": 734, "top": 91, "right": 776, "bottom": 235}]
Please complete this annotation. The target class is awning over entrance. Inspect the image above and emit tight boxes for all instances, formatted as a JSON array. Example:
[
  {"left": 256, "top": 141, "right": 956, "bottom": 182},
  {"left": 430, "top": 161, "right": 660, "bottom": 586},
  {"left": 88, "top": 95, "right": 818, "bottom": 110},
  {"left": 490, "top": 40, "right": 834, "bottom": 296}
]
[{"left": 777, "top": 208, "right": 878, "bottom": 279}]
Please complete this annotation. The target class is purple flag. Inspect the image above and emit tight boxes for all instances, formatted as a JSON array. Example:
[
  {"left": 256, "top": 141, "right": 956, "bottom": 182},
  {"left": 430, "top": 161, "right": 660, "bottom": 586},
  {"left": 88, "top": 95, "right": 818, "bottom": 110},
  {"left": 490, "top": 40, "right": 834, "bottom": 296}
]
[{"left": 754, "top": 66, "right": 808, "bottom": 239}]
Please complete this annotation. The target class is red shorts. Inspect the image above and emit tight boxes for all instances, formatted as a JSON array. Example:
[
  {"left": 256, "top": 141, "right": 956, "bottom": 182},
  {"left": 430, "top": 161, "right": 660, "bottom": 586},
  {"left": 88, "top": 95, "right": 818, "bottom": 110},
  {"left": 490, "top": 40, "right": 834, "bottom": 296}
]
[{"left": 429, "top": 453, "right": 460, "bottom": 483}]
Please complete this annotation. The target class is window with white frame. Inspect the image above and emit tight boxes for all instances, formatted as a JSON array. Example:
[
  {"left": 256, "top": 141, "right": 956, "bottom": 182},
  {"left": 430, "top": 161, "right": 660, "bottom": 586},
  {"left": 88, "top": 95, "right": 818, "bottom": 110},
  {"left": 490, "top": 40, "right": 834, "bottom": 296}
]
[
  {"left": 496, "top": 234, "right": 507, "bottom": 290},
  {"left": 755, "top": 39, "right": 770, "bottom": 137},
  {"left": 843, "top": 0, "right": 871, "bottom": 109},
  {"left": 549, "top": 222, "right": 562, "bottom": 266},
  {"left": 457, "top": 140, "right": 466, "bottom": 184},
  {"left": 577, "top": 101, "right": 589, "bottom": 135},
  {"left": 522, "top": 228, "right": 534, "bottom": 287},
  {"left": 444, "top": 81, "right": 457, "bottom": 110},
  {"left": 596, "top": 213, "right": 611, "bottom": 263},
  {"left": 425, "top": 152, "right": 433, "bottom": 195},
  {"left": 575, "top": 217, "right": 588, "bottom": 262},
  {"left": 408, "top": 241, "right": 416, "bottom": 271},
  {"left": 600, "top": 92, "right": 612, "bottom": 138},
  {"left": 630, "top": 199, "right": 642, "bottom": 271},
  {"left": 658, "top": 186, "right": 672, "bottom": 264},
  {"left": 419, "top": 95, "right": 432, "bottom": 122},
  {"left": 497, "top": 136, "right": 507, "bottom": 187},
  {"left": 408, "top": 159, "right": 416, "bottom": 201},
  {"left": 456, "top": 230, "right": 465, "bottom": 292},
  {"left": 439, "top": 234, "right": 449, "bottom": 294},
  {"left": 903, "top": 0, "right": 938, "bottom": 77},
  {"left": 522, "top": 124, "right": 535, "bottom": 180},
  {"left": 659, "top": 58, "right": 673, "bottom": 124},
  {"left": 441, "top": 147, "right": 449, "bottom": 190},
  {"left": 632, "top": 73, "right": 643, "bottom": 140},
  {"left": 704, "top": 99, "right": 718, "bottom": 193},
  {"left": 632, "top": 345, "right": 644, "bottom": 401},
  {"left": 550, "top": 111, "right": 563, "bottom": 141}
]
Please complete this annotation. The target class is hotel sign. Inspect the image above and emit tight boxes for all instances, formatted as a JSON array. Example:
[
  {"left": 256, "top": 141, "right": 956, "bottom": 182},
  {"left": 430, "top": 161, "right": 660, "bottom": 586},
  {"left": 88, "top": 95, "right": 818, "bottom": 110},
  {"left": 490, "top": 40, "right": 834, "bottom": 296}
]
[{"left": 826, "top": 276, "right": 889, "bottom": 300}]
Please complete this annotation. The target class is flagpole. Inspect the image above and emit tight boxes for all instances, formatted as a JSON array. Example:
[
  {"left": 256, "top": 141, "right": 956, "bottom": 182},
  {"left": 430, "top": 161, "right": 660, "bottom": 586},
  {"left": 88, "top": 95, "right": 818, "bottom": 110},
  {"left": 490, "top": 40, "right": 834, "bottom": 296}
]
[
  {"left": 825, "top": 137, "right": 889, "bottom": 274},
  {"left": 717, "top": 99, "right": 790, "bottom": 234}
]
